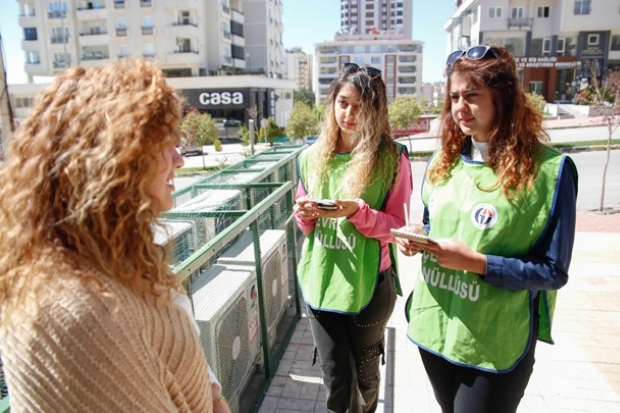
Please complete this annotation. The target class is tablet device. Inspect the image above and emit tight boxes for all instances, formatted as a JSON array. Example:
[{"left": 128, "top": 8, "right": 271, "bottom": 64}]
[{"left": 390, "top": 228, "right": 436, "bottom": 244}]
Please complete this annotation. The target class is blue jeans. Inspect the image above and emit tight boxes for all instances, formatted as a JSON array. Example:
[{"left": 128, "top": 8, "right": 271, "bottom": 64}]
[{"left": 307, "top": 267, "right": 397, "bottom": 413}]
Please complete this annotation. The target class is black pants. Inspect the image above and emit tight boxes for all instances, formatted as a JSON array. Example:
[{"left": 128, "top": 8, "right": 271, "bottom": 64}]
[
  {"left": 419, "top": 310, "right": 540, "bottom": 413},
  {"left": 307, "top": 267, "right": 397, "bottom": 413}
]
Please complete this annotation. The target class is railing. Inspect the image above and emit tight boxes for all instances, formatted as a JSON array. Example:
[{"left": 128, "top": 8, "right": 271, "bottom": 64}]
[
  {"left": 507, "top": 17, "right": 533, "bottom": 29},
  {"left": 141, "top": 26, "right": 154, "bottom": 35},
  {"left": 114, "top": 1, "right": 125, "bottom": 8},
  {"left": 116, "top": 27, "right": 127, "bottom": 36},
  {"left": 173, "top": 20, "right": 198, "bottom": 27},
  {"left": 82, "top": 52, "right": 109, "bottom": 60},
  {"left": 140, "top": 0, "right": 152, "bottom": 7},
  {"left": 50, "top": 36, "right": 68, "bottom": 44},
  {"left": 80, "top": 30, "right": 108, "bottom": 36},
  {"left": 174, "top": 49, "right": 198, "bottom": 54}
]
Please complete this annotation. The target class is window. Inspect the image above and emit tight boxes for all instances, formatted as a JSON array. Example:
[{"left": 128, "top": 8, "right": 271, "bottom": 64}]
[
  {"left": 543, "top": 38, "right": 551, "bottom": 56},
  {"left": 574, "top": 0, "right": 591, "bottom": 15},
  {"left": 117, "top": 17, "right": 127, "bottom": 29},
  {"left": 489, "top": 7, "right": 502, "bottom": 18},
  {"left": 611, "top": 35, "right": 620, "bottom": 51},
  {"left": 511, "top": 7, "right": 524, "bottom": 18},
  {"left": 588, "top": 34, "right": 599, "bottom": 46},
  {"left": 537, "top": 6, "right": 550, "bottom": 18},
  {"left": 26, "top": 51, "right": 40, "bottom": 64},
  {"left": 24, "top": 27, "right": 37, "bottom": 41},
  {"left": 142, "top": 16, "right": 153, "bottom": 28},
  {"left": 118, "top": 44, "right": 129, "bottom": 57},
  {"left": 143, "top": 43, "right": 155, "bottom": 57},
  {"left": 557, "top": 38, "right": 566, "bottom": 56}
]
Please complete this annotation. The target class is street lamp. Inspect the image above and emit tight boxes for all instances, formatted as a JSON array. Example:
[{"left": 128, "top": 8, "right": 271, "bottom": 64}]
[{"left": 246, "top": 53, "right": 251, "bottom": 73}]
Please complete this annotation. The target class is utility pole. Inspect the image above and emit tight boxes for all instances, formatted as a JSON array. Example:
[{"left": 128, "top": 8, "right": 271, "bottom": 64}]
[{"left": 0, "top": 32, "right": 16, "bottom": 150}]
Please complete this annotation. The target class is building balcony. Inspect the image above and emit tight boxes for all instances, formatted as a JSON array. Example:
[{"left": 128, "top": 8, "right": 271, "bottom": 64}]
[
  {"left": 50, "top": 36, "right": 69, "bottom": 44},
  {"left": 81, "top": 51, "right": 109, "bottom": 61},
  {"left": 231, "top": 8, "right": 244, "bottom": 23},
  {"left": 76, "top": 7, "right": 107, "bottom": 20},
  {"left": 116, "top": 27, "right": 127, "bottom": 36},
  {"left": 18, "top": 14, "right": 36, "bottom": 27},
  {"left": 140, "top": 0, "right": 153, "bottom": 7},
  {"left": 166, "top": 50, "right": 202, "bottom": 65},
  {"left": 221, "top": 3, "right": 230, "bottom": 15},
  {"left": 47, "top": 11, "right": 67, "bottom": 19},
  {"left": 166, "top": 24, "right": 199, "bottom": 38},
  {"left": 114, "top": 0, "right": 126, "bottom": 9},
  {"left": 507, "top": 17, "right": 533, "bottom": 29},
  {"left": 79, "top": 32, "right": 110, "bottom": 46},
  {"left": 142, "top": 26, "right": 154, "bottom": 36}
]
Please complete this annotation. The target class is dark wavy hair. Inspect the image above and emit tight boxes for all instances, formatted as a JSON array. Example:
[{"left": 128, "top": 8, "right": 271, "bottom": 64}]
[
  {"left": 0, "top": 59, "right": 182, "bottom": 321},
  {"left": 308, "top": 65, "right": 399, "bottom": 198},
  {"left": 430, "top": 44, "right": 550, "bottom": 197}
]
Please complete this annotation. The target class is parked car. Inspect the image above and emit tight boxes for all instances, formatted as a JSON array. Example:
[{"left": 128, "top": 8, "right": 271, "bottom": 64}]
[
  {"left": 179, "top": 144, "right": 204, "bottom": 157},
  {"left": 305, "top": 135, "right": 317, "bottom": 145}
]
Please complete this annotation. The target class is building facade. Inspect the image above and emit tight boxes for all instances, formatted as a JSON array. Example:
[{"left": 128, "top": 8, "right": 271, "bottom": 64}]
[
  {"left": 339, "top": 0, "right": 413, "bottom": 38},
  {"left": 445, "top": 0, "right": 620, "bottom": 102},
  {"left": 284, "top": 48, "right": 312, "bottom": 90},
  {"left": 314, "top": 35, "right": 423, "bottom": 104},
  {"left": 13, "top": 0, "right": 292, "bottom": 126}
]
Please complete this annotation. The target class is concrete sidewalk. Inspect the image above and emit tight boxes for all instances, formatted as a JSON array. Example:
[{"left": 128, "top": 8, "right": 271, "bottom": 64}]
[{"left": 258, "top": 209, "right": 620, "bottom": 413}]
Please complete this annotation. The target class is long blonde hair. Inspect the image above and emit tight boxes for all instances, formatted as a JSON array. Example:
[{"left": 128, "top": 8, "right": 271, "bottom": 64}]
[
  {"left": 309, "top": 66, "right": 399, "bottom": 198},
  {"left": 0, "top": 59, "right": 182, "bottom": 322}
]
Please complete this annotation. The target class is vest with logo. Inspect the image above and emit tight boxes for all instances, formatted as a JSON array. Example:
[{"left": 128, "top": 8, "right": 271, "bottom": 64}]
[
  {"left": 297, "top": 143, "right": 405, "bottom": 313},
  {"left": 407, "top": 145, "right": 569, "bottom": 371}
]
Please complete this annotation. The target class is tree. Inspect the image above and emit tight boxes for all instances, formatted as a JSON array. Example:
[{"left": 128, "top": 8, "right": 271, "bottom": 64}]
[
  {"left": 286, "top": 102, "right": 319, "bottom": 140},
  {"left": 260, "top": 117, "right": 282, "bottom": 146},
  {"left": 180, "top": 108, "right": 219, "bottom": 167},
  {"left": 294, "top": 88, "right": 315, "bottom": 107},
  {"left": 526, "top": 92, "right": 547, "bottom": 116},
  {"left": 388, "top": 95, "right": 422, "bottom": 152}
]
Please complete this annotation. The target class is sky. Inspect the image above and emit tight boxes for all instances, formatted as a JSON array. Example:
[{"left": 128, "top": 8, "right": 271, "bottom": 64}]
[{"left": 0, "top": 0, "right": 455, "bottom": 85}]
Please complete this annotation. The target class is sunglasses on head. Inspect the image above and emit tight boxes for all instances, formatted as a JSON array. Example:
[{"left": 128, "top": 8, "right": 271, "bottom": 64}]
[
  {"left": 446, "top": 45, "right": 498, "bottom": 66},
  {"left": 342, "top": 62, "right": 382, "bottom": 78}
]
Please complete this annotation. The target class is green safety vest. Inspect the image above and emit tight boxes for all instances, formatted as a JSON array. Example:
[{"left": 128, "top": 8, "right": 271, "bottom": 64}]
[
  {"left": 408, "top": 145, "right": 573, "bottom": 371},
  {"left": 297, "top": 143, "right": 405, "bottom": 313}
]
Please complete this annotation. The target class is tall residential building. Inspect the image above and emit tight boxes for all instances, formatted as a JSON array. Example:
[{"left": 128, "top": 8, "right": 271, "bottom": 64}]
[
  {"left": 284, "top": 48, "right": 312, "bottom": 90},
  {"left": 16, "top": 0, "right": 285, "bottom": 80},
  {"left": 445, "top": 0, "right": 620, "bottom": 102},
  {"left": 314, "top": 36, "right": 423, "bottom": 104},
  {"left": 243, "top": 0, "right": 284, "bottom": 78},
  {"left": 340, "top": 0, "right": 413, "bottom": 37},
  {"left": 313, "top": 0, "right": 421, "bottom": 104},
  {"left": 12, "top": 0, "right": 293, "bottom": 126}
]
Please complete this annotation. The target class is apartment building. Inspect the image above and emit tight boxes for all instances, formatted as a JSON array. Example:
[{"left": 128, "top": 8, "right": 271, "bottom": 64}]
[
  {"left": 14, "top": 0, "right": 292, "bottom": 125},
  {"left": 445, "top": 0, "right": 620, "bottom": 102},
  {"left": 313, "top": 0, "right": 422, "bottom": 104},
  {"left": 339, "top": 0, "right": 413, "bottom": 38},
  {"left": 284, "top": 47, "right": 312, "bottom": 90}
]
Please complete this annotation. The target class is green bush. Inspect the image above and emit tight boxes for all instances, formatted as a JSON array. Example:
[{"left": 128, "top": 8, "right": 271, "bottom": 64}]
[
  {"left": 213, "top": 139, "right": 223, "bottom": 152},
  {"left": 526, "top": 92, "right": 546, "bottom": 115}
]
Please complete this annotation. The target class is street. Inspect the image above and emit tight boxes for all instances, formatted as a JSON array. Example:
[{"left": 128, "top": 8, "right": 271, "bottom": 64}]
[{"left": 409, "top": 149, "right": 620, "bottom": 220}]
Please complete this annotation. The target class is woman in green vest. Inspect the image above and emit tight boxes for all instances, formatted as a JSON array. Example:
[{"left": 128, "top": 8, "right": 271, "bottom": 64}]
[
  {"left": 294, "top": 63, "right": 413, "bottom": 412},
  {"left": 394, "top": 44, "right": 578, "bottom": 412}
]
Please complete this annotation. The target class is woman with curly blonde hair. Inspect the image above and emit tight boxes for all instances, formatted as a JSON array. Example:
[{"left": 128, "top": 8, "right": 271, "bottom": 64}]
[
  {"left": 294, "top": 63, "right": 413, "bottom": 412},
  {"left": 0, "top": 59, "right": 227, "bottom": 412},
  {"left": 394, "top": 44, "right": 579, "bottom": 412}
]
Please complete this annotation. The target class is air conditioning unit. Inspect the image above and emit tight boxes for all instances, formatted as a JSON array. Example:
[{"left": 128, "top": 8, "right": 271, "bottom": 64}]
[
  {"left": 169, "top": 189, "right": 242, "bottom": 248},
  {"left": 152, "top": 219, "right": 197, "bottom": 266},
  {"left": 216, "top": 229, "right": 289, "bottom": 347},
  {"left": 191, "top": 264, "right": 260, "bottom": 413}
]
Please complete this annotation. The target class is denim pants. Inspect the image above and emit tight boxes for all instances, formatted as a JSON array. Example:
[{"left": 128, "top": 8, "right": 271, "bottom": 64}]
[{"left": 307, "top": 267, "right": 397, "bottom": 413}]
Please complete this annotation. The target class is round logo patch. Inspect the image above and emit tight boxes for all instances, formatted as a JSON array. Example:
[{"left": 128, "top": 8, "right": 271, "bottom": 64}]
[{"left": 471, "top": 203, "right": 498, "bottom": 229}]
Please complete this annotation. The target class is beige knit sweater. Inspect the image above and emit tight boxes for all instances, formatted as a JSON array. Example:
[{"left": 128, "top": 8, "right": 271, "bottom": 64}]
[{"left": 0, "top": 275, "right": 213, "bottom": 413}]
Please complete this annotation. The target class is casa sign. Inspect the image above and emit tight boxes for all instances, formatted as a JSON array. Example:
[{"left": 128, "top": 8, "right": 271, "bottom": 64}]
[{"left": 198, "top": 91, "right": 244, "bottom": 105}]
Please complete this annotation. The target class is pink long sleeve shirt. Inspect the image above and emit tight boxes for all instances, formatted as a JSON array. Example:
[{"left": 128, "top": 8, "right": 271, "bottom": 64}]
[{"left": 295, "top": 152, "right": 413, "bottom": 272}]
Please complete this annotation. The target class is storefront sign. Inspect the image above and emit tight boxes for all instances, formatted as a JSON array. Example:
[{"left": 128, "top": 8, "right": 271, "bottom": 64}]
[
  {"left": 182, "top": 89, "right": 248, "bottom": 109},
  {"left": 516, "top": 57, "right": 581, "bottom": 68}
]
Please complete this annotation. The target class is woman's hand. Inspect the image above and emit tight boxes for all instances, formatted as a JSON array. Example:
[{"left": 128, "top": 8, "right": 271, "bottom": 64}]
[
  {"left": 393, "top": 224, "right": 426, "bottom": 257},
  {"left": 212, "top": 383, "right": 231, "bottom": 413},
  {"left": 294, "top": 198, "right": 360, "bottom": 219},
  {"left": 421, "top": 238, "right": 487, "bottom": 275},
  {"left": 294, "top": 196, "right": 319, "bottom": 219}
]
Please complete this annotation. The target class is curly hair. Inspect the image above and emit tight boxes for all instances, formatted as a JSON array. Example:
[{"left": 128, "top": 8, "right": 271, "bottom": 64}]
[
  {"left": 309, "top": 65, "right": 399, "bottom": 198},
  {"left": 430, "top": 44, "right": 550, "bottom": 197},
  {"left": 0, "top": 59, "right": 183, "bottom": 321}
]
